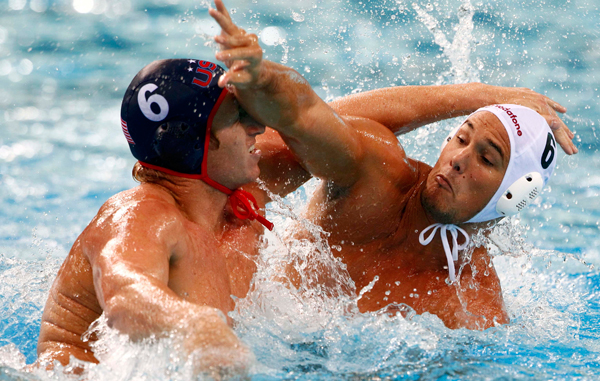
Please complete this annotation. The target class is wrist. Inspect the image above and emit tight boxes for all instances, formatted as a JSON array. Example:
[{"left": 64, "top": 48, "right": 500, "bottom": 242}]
[
  {"left": 252, "top": 60, "right": 275, "bottom": 90},
  {"left": 466, "top": 82, "right": 500, "bottom": 111}
]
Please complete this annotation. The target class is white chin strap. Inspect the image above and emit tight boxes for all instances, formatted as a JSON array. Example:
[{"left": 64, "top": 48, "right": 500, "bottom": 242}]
[{"left": 419, "top": 223, "right": 470, "bottom": 283}]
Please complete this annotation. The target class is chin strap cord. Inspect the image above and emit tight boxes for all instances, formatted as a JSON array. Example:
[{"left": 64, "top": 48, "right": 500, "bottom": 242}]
[
  {"left": 229, "top": 189, "right": 274, "bottom": 230},
  {"left": 201, "top": 176, "right": 274, "bottom": 231},
  {"left": 419, "top": 223, "right": 470, "bottom": 283}
]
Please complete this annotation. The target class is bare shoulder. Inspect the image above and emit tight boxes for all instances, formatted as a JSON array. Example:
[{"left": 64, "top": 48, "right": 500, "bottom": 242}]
[
  {"left": 91, "top": 184, "right": 183, "bottom": 230},
  {"left": 80, "top": 184, "right": 187, "bottom": 261},
  {"left": 341, "top": 116, "right": 420, "bottom": 190}
]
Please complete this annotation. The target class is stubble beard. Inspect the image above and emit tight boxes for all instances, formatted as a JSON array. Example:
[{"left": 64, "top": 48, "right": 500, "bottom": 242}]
[{"left": 420, "top": 186, "right": 459, "bottom": 225}]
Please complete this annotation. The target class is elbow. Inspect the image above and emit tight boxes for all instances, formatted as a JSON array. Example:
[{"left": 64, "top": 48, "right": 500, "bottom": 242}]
[
  {"left": 103, "top": 294, "right": 130, "bottom": 331},
  {"left": 102, "top": 292, "right": 149, "bottom": 341}
]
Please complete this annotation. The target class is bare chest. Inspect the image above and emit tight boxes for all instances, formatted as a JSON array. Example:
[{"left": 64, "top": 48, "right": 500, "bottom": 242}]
[
  {"left": 167, "top": 224, "right": 260, "bottom": 314},
  {"left": 340, "top": 236, "right": 452, "bottom": 298},
  {"left": 308, "top": 182, "right": 412, "bottom": 245},
  {"left": 337, "top": 239, "right": 506, "bottom": 330}
]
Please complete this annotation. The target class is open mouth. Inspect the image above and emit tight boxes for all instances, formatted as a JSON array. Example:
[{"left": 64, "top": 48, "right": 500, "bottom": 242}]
[{"left": 248, "top": 144, "right": 262, "bottom": 156}]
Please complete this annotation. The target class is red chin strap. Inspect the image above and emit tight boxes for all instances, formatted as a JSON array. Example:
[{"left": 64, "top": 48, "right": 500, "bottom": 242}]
[{"left": 202, "top": 176, "right": 274, "bottom": 231}]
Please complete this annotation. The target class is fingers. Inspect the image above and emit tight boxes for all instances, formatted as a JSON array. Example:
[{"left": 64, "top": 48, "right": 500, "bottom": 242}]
[
  {"left": 216, "top": 61, "right": 252, "bottom": 87},
  {"left": 533, "top": 93, "right": 577, "bottom": 154},
  {"left": 217, "top": 70, "right": 254, "bottom": 88},
  {"left": 554, "top": 128, "right": 578, "bottom": 155},
  {"left": 543, "top": 115, "right": 578, "bottom": 155},
  {"left": 209, "top": 0, "right": 238, "bottom": 36},
  {"left": 209, "top": 0, "right": 264, "bottom": 89},
  {"left": 547, "top": 98, "right": 567, "bottom": 114},
  {"left": 210, "top": 0, "right": 261, "bottom": 64},
  {"left": 215, "top": 33, "right": 257, "bottom": 49},
  {"left": 216, "top": 46, "right": 261, "bottom": 64},
  {"left": 545, "top": 113, "right": 573, "bottom": 137}
]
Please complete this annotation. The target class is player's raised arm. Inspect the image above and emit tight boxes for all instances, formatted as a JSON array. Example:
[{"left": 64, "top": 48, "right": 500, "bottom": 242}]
[
  {"left": 329, "top": 83, "right": 577, "bottom": 155},
  {"left": 209, "top": 0, "right": 389, "bottom": 190}
]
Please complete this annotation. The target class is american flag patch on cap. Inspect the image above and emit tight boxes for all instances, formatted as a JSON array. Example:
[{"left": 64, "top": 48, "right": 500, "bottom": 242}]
[{"left": 121, "top": 118, "right": 135, "bottom": 145}]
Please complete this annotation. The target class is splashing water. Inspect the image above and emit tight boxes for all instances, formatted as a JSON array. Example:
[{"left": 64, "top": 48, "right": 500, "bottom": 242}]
[
  {"left": 412, "top": 0, "right": 479, "bottom": 84},
  {"left": 1, "top": 0, "right": 599, "bottom": 379}
]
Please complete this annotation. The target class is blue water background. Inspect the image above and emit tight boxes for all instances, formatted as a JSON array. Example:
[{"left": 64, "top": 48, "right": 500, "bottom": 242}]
[{"left": 0, "top": 0, "right": 599, "bottom": 379}]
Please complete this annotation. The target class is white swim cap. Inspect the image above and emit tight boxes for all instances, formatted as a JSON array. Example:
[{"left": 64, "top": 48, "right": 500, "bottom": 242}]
[{"left": 442, "top": 104, "right": 558, "bottom": 223}]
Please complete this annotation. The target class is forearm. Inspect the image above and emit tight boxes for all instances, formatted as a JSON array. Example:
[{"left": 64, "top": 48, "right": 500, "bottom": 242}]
[
  {"left": 103, "top": 278, "right": 251, "bottom": 377},
  {"left": 234, "top": 60, "right": 363, "bottom": 185},
  {"left": 104, "top": 281, "right": 225, "bottom": 341},
  {"left": 233, "top": 60, "right": 320, "bottom": 138},
  {"left": 329, "top": 82, "right": 500, "bottom": 135},
  {"left": 254, "top": 128, "right": 311, "bottom": 201},
  {"left": 94, "top": 258, "right": 229, "bottom": 342}
]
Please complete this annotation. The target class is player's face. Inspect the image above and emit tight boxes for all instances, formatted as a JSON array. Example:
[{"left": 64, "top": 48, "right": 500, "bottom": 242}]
[
  {"left": 207, "top": 93, "right": 265, "bottom": 189},
  {"left": 422, "top": 111, "right": 510, "bottom": 224}
]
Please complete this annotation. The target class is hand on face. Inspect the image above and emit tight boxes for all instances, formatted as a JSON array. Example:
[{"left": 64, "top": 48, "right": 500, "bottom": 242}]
[
  {"left": 494, "top": 86, "right": 577, "bottom": 155},
  {"left": 209, "top": 0, "right": 264, "bottom": 89}
]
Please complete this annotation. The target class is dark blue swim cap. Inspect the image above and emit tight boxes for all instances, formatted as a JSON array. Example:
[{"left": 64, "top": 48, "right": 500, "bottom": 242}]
[
  {"left": 120, "top": 59, "right": 228, "bottom": 178},
  {"left": 119, "top": 58, "right": 274, "bottom": 231}
]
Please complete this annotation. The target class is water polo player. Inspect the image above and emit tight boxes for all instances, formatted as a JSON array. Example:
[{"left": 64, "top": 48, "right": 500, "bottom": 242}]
[
  {"left": 36, "top": 58, "right": 276, "bottom": 376},
  {"left": 35, "top": 0, "right": 575, "bottom": 373},
  {"left": 210, "top": 0, "right": 575, "bottom": 330}
]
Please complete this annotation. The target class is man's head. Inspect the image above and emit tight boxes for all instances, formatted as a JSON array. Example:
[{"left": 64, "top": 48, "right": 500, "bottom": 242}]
[
  {"left": 422, "top": 104, "right": 557, "bottom": 225},
  {"left": 120, "top": 58, "right": 264, "bottom": 188},
  {"left": 207, "top": 94, "right": 265, "bottom": 189}
]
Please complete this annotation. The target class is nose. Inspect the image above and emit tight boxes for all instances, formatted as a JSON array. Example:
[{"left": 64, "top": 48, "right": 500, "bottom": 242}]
[{"left": 450, "top": 148, "right": 469, "bottom": 174}]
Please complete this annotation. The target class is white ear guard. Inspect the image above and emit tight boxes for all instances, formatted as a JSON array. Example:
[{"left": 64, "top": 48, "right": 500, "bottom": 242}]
[{"left": 496, "top": 172, "right": 543, "bottom": 217}]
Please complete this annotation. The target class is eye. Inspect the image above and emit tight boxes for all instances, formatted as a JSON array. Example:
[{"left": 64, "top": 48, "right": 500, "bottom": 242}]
[{"left": 481, "top": 156, "right": 494, "bottom": 167}]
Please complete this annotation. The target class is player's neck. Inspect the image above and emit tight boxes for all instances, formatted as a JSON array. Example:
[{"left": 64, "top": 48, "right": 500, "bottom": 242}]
[{"left": 154, "top": 176, "right": 230, "bottom": 232}]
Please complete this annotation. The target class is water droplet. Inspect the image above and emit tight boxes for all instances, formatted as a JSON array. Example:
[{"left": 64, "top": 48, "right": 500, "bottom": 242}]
[{"left": 292, "top": 11, "right": 305, "bottom": 22}]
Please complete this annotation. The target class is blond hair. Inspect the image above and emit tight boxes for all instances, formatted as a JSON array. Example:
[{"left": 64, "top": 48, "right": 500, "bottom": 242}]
[{"left": 131, "top": 161, "right": 171, "bottom": 184}]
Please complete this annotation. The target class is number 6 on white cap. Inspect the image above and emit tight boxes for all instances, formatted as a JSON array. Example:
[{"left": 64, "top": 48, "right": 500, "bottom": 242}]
[{"left": 138, "top": 83, "right": 169, "bottom": 122}]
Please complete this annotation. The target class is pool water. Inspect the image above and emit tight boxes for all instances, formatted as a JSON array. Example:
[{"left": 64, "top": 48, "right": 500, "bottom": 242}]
[{"left": 1, "top": 0, "right": 599, "bottom": 379}]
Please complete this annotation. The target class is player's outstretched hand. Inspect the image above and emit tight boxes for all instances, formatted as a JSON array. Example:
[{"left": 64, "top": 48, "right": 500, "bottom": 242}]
[
  {"left": 496, "top": 87, "right": 577, "bottom": 155},
  {"left": 209, "top": 0, "right": 264, "bottom": 89}
]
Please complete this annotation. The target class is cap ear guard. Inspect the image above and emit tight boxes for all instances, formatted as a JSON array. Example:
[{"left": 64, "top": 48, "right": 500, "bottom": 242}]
[{"left": 496, "top": 172, "right": 543, "bottom": 217}]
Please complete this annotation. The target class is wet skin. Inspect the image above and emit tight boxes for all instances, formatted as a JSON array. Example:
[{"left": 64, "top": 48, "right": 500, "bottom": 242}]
[
  {"left": 36, "top": 99, "right": 513, "bottom": 371},
  {"left": 422, "top": 111, "right": 510, "bottom": 224},
  {"left": 37, "top": 1, "right": 577, "bottom": 368},
  {"left": 36, "top": 93, "right": 306, "bottom": 369},
  {"left": 210, "top": 0, "right": 573, "bottom": 330},
  {"left": 290, "top": 112, "right": 511, "bottom": 330}
]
